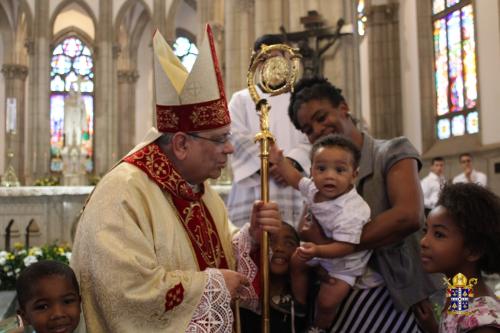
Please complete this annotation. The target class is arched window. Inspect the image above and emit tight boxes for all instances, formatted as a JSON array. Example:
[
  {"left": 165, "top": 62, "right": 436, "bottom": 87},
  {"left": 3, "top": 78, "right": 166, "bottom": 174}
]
[
  {"left": 49, "top": 36, "right": 94, "bottom": 172},
  {"left": 173, "top": 36, "right": 198, "bottom": 72},
  {"left": 432, "top": 0, "right": 478, "bottom": 140}
]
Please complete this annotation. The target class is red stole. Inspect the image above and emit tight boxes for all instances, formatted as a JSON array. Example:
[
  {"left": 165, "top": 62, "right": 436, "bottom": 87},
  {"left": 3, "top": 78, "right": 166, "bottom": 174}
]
[{"left": 123, "top": 143, "right": 228, "bottom": 270}]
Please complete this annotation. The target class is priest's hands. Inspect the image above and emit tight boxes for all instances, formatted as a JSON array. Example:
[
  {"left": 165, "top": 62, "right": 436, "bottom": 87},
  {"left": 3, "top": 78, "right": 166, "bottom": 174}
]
[
  {"left": 220, "top": 269, "right": 249, "bottom": 301},
  {"left": 249, "top": 200, "right": 282, "bottom": 246}
]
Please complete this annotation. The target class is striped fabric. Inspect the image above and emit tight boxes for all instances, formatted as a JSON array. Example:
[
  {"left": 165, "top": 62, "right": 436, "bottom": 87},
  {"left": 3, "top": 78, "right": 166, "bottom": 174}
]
[{"left": 330, "top": 286, "right": 423, "bottom": 333}]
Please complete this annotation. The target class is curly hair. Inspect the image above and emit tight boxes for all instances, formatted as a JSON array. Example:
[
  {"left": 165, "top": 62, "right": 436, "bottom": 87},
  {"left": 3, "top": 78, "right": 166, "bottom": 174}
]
[
  {"left": 288, "top": 77, "right": 346, "bottom": 130},
  {"left": 311, "top": 134, "right": 361, "bottom": 169},
  {"left": 16, "top": 260, "right": 80, "bottom": 310},
  {"left": 437, "top": 183, "right": 500, "bottom": 274}
]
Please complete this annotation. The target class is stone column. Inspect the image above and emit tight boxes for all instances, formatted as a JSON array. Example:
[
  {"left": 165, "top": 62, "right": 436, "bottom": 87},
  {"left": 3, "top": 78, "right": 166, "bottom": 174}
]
[
  {"left": 198, "top": 0, "right": 224, "bottom": 63},
  {"left": 94, "top": 1, "right": 118, "bottom": 174},
  {"left": 224, "top": 0, "right": 255, "bottom": 96},
  {"left": 1, "top": 64, "right": 28, "bottom": 183},
  {"left": 254, "top": 0, "right": 284, "bottom": 36},
  {"left": 116, "top": 69, "right": 139, "bottom": 157},
  {"left": 26, "top": 0, "right": 50, "bottom": 183},
  {"left": 366, "top": 3, "right": 403, "bottom": 139}
]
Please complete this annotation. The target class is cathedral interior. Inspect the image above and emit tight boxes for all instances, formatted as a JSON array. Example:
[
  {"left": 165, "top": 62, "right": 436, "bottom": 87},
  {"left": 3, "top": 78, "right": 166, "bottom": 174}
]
[{"left": 0, "top": 0, "right": 499, "bottom": 245}]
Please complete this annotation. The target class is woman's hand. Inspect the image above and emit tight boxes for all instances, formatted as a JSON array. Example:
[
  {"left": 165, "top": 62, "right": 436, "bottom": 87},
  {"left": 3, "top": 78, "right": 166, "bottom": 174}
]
[{"left": 412, "top": 299, "right": 438, "bottom": 333}]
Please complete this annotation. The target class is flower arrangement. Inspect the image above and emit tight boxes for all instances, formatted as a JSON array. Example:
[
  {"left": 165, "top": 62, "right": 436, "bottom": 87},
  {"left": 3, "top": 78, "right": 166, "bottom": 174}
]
[
  {"left": 33, "top": 176, "right": 60, "bottom": 186},
  {"left": 0, "top": 242, "right": 71, "bottom": 290}
]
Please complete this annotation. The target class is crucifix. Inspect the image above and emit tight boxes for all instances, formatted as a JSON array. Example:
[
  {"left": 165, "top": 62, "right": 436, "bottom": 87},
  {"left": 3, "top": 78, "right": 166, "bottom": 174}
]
[{"left": 277, "top": 10, "right": 352, "bottom": 78}]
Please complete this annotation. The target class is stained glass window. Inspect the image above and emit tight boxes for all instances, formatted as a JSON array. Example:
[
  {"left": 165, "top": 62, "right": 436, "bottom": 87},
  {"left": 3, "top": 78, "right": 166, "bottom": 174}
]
[
  {"left": 173, "top": 36, "right": 198, "bottom": 72},
  {"left": 357, "top": 0, "right": 367, "bottom": 36},
  {"left": 432, "top": 1, "right": 478, "bottom": 140},
  {"left": 49, "top": 36, "right": 94, "bottom": 172}
]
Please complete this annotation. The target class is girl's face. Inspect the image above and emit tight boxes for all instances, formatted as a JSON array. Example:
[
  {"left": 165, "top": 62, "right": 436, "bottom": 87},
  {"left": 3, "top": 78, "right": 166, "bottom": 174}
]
[
  {"left": 270, "top": 224, "right": 299, "bottom": 276},
  {"left": 420, "top": 206, "right": 470, "bottom": 277},
  {"left": 19, "top": 275, "right": 81, "bottom": 333}
]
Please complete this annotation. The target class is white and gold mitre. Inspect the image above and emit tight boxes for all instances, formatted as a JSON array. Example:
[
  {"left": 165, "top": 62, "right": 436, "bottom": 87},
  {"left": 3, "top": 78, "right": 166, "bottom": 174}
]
[{"left": 153, "top": 24, "right": 230, "bottom": 133}]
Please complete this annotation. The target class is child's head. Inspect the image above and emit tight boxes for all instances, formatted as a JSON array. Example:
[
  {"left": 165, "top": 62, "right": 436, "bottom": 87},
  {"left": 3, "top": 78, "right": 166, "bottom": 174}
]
[
  {"left": 420, "top": 183, "right": 500, "bottom": 277},
  {"left": 16, "top": 260, "right": 81, "bottom": 333},
  {"left": 310, "top": 134, "right": 360, "bottom": 200},
  {"left": 270, "top": 222, "right": 300, "bottom": 276}
]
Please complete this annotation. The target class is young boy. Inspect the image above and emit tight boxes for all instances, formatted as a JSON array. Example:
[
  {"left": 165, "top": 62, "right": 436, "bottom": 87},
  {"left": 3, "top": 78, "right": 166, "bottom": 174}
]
[
  {"left": 16, "top": 260, "right": 81, "bottom": 333},
  {"left": 272, "top": 134, "right": 372, "bottom": 333}
]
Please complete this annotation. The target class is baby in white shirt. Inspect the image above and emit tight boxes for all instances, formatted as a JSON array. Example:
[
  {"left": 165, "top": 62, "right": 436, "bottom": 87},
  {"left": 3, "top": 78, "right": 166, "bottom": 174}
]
[{"left": 272, "top": 134, "right": 371, "bottom": 332}]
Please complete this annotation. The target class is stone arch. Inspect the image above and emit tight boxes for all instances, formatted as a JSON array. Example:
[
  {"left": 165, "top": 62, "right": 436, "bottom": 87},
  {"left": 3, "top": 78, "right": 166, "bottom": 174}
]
[
  {"left": 49, "top": 0, "right": 97, "bottom": 41},
  {"left": 176, "top": 27, "right": 197, "bottom": 44},
  {"left": 114, "top": 0, "right": 152, "bottom": 68},
  {"left": 115, "top": 0, "right": 152, "bottom": 32},
  {"left": 0, "top": 2, "right": 15, "bottom": 62},
  {"left": 5, "top": 219, "right": 19, "bottom": 251},
  {"left": 52, "top": 27, "right": 95, "bottom": 52},
  {"left": 16, "top": 0, "right": 34, "bottom": 65},
  {"left": 25, "top": 219, "right": 40, "bottom": 248},
  {"left": 165, "top": 0, "right": 183, "bottom": 43}
]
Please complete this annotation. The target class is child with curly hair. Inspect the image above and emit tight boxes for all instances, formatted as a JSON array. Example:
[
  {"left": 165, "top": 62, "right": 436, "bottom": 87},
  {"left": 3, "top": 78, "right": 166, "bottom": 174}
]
[
  {"left": 16, "top": 260, "right": 81, "bottom": 333},
  {"left": 420, "top": 183, "right": 500, "bottom": 333}
]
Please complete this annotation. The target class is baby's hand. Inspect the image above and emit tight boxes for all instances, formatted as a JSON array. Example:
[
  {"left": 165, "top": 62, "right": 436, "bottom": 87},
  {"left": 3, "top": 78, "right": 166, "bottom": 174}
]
[{"left": 297, "top": 242, "right": 317, "bottom": 260}]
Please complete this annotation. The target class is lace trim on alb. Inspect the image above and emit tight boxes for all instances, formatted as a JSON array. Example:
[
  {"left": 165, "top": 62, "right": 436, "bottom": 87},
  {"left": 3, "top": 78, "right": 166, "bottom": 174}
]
[
  {"left": 185, "top": 268, "right": 233, "bottom": 332},
  {"left": 232, "top": 224, "right": 259, "bottom": 311}
]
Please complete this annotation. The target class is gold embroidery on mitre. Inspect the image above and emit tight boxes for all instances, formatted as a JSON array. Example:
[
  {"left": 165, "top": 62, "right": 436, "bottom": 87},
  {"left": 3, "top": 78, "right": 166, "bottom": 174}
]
[
  {"left": 189, "top": 100, "right": 228, "bottom": 126},
  {"left": 157, "top": 109, "right": 179, "bottom": 129}
]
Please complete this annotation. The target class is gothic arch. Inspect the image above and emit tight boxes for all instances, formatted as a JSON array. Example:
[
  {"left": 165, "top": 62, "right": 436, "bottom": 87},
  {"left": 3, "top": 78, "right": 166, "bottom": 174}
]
[
  {"left": 15, "top": 1, "right": 33, "bottom": 65},
  {"left": 114, "top": 0, "right": 152, "bottom": 68},
  {"left": 52, "top": 27, "right": 95, "bottom": 51},
  {"left": 115, "top": 0, "right": 152, "bottom": 31},
  {"left": 165, "top": 0, "right": 183, "bottom": 42},
  {"left": 49, "top": 0, "right": 97, "bottom": 41},
  {"left": 0, "top": 2, "right": 15, "bottom": 62}
]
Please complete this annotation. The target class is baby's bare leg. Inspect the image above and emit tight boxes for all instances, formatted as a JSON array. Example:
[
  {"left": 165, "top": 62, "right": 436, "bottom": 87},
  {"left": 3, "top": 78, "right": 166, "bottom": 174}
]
[{"left": 314, "top": 279, "right": 351, "bottom": 329}]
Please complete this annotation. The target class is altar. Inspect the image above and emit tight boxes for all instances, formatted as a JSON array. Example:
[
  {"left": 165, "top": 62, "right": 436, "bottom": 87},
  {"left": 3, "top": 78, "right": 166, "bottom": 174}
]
[{"left": 0, "top": 184, "right": 231, "bottom": 249}]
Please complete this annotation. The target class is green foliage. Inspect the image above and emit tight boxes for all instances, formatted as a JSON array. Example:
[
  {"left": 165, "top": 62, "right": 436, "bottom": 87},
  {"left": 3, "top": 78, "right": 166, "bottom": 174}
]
[
  {"left": 0, "top": 243, "right": 71, "bottom": 290},
  {"left": 33, "top": 176, "right": 60, "bottom": 186}
]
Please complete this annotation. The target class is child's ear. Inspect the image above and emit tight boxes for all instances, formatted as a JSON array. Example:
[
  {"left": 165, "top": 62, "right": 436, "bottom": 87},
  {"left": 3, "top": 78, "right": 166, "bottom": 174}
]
[
  {"left": 464, "top": 247, "right": 483, "bottom": 263},
  {"left": 17, "top": 309, "right": 29, "bottom": 327}
]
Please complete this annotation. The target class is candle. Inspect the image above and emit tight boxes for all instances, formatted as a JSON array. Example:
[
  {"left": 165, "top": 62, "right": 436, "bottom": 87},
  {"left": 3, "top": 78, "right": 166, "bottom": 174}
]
[{"left": 6, "top": 98, "right": 17, "bottom": 133}]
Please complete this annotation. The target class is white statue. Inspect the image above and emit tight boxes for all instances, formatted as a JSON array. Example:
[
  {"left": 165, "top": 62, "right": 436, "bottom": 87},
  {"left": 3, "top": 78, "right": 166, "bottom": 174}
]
[
  {"left": 64, "top": 81, "right": 88, "bottom": 148},
  {"left": 61, "top": 78, "right": 88, "bottom": 186}
]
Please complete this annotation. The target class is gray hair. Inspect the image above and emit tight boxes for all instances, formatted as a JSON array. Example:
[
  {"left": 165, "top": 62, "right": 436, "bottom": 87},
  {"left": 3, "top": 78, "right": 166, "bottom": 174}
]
[{"left": 156, "top": 133, "right": 174, "bottom": 146}]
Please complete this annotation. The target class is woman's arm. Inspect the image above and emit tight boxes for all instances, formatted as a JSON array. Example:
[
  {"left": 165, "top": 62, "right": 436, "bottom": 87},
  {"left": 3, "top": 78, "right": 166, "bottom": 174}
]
[{"left": 356, "top": 158, "right": 423, "bottom": 250}]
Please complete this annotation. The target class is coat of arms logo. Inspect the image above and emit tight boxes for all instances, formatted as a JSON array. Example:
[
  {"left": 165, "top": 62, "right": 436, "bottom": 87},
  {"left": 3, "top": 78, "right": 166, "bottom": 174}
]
[{"left": 443, "top": 273, "right": 478, "bottom": 315}]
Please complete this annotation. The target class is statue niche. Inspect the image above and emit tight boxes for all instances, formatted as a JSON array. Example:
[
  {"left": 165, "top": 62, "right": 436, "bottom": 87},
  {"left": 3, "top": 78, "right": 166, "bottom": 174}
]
[{"left": 61, "top": 81, "right": 88, "bottom": 186}]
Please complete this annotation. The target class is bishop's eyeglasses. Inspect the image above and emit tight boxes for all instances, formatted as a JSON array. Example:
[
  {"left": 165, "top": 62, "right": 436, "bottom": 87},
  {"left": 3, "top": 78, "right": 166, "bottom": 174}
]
[{"left": 187, "top": 132, "right": 232, "bottom": 145}]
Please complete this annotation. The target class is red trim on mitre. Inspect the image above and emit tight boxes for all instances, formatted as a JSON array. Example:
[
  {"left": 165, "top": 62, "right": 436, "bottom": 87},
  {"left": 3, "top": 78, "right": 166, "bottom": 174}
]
[
  {"left": 206, "top": 24, "right": 228, "bottom": 112},
  {"left": 156, "top": 98, "right": 230, "bottom": 133},
  {"left": 155, "top": 24, "right": 230, "bottom": 133}
]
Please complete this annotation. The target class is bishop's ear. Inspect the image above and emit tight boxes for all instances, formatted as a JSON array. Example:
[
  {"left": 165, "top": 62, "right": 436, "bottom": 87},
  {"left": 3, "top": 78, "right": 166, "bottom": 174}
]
[{"left": 170, "top": 132, "right": 191, "bottom": 160}]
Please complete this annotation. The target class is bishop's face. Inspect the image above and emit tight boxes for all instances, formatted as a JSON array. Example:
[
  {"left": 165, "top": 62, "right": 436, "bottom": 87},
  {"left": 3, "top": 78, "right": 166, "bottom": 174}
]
[{"left": 185, "top": 125, "right": 234, "bottom": 184}]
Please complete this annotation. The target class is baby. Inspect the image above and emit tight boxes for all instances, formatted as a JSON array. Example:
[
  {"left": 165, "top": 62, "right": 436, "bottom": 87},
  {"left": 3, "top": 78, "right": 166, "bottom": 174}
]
[
  {"left": 16, "top": 260, "right": 81, "bottom": 333},
  {"left": 273, "top": 134, "right": 372, "bottom": 332}
]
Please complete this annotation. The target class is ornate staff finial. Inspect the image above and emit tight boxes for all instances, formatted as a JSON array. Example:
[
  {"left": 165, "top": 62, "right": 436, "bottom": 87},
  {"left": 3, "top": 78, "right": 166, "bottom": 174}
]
[{"left": 246, "top": 42, "right": 301, "bottom": 333}]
